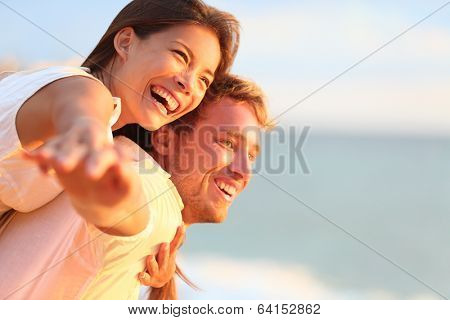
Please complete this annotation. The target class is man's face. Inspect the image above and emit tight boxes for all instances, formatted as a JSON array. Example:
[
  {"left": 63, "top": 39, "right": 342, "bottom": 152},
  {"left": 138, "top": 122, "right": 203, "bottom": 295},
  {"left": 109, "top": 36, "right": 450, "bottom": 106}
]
[{"left": 166, "top": 97, "right": 261, "bottom": 225}]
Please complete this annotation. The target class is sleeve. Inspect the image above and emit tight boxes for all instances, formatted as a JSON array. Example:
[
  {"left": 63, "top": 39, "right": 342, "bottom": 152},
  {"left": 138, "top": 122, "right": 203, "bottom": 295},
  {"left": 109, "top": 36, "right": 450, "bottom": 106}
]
[{"left": 0, "top": 79, "right": 25, "bottom": 162}]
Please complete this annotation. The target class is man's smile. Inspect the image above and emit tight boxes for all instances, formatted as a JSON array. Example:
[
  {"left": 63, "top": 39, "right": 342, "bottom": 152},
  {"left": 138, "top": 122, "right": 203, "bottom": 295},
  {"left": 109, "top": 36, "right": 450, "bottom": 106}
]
[{"left": 212, "top": 177, "right": 240, "bottom": 203}]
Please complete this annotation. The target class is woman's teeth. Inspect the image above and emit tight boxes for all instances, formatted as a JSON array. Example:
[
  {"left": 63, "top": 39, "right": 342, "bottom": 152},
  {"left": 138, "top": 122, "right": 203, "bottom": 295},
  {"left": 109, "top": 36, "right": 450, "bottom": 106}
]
[
  {"left": 151, "top": 86, "right": 179, "bottom": 112},
  {"left": 152, "top": 98, "right": 168, "bottom": 115},
  {"left": 217, "top": 181, "right": 237, "bottom": 197}
]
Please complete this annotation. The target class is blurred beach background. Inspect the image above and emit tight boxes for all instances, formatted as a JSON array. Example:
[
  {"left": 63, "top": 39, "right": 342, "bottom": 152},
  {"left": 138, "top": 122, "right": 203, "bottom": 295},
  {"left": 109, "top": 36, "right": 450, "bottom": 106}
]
[{"left": 1, "top": 0, "right": 449, "bottom": 299}]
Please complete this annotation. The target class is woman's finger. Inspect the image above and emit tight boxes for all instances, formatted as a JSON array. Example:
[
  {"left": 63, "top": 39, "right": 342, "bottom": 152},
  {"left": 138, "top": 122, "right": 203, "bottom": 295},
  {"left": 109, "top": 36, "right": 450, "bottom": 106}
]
[
  {"left": 41, "top": 145, "right": 71, "bottom": 176},
  {"left": 55, "top": 144, "right": 88, "bottom": 172},
  {"left": 85, "top": 148, "right": 119, "bottom": 180},
  {"left": 27, "top": 141, "right": 60, "bottom": 165},
  {"left": 22, "top": 150, "right": 51, "bottom": 174},
  {"left": 170, "top": 224, "right": 186, "bottom": 255}
]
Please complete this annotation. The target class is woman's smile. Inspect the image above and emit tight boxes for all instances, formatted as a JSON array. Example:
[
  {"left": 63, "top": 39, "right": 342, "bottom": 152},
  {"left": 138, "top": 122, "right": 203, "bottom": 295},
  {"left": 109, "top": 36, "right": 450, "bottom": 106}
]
[{"left": 149, "top": 84, "right": 182, "bottom": 117}]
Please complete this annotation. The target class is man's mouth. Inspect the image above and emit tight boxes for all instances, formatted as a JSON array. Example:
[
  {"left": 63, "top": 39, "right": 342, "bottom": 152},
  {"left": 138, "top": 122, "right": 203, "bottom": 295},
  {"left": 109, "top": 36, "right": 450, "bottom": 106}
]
[
  {"left": 214, "top": 179, "right": 237, "bottom": 201},
  {"left": 150, "top": 85, "right": 180, "bottom": 116}
]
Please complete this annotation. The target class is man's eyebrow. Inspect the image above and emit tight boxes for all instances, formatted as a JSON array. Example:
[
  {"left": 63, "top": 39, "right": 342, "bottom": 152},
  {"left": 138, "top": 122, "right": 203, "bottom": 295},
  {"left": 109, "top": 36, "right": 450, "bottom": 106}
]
[
  {"left": 224, "top": 130, "right": 261, "bottom": 155},
  {"left": 172, "top": 40, "right": 214, "bottom": 78}
]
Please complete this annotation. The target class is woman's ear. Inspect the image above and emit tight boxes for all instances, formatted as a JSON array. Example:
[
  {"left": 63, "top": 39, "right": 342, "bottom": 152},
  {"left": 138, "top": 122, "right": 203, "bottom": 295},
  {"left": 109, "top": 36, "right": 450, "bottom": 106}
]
[
  {"left": 151, "top": 126, "right": 176, "bottom": 157},
  {"left": 114, "top": 27, "right": 135, "bottom": 62}
]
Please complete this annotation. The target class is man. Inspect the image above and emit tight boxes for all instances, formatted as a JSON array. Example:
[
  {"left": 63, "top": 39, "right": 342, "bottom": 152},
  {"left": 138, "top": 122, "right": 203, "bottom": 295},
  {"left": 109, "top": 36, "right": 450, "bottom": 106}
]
[
  {"left": 138, "top": 75, "right": 270, "bottom": 298},
  {"left": 0, "top": 75, "right": 270, "bottom": 299}
]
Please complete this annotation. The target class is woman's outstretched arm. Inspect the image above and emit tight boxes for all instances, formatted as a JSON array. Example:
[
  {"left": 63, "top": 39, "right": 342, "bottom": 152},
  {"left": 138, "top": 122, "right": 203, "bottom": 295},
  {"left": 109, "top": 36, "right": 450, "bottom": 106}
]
[{"left": 17, "top": 76, "right": 117, "bottom": 177}]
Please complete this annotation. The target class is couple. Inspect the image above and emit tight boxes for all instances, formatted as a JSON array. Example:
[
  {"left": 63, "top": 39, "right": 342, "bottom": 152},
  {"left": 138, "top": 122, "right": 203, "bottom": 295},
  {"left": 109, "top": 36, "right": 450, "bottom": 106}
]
[
  {"left": 0, "top": 0, "right": 270, "bottom": 299},
  {"left": 0, "top": 75, "right": 269, "bottom": 299}
]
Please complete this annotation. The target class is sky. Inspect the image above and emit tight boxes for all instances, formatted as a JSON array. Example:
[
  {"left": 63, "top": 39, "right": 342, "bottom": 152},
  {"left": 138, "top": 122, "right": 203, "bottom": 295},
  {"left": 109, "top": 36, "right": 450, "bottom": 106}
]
[{"left": 1, "top": 0, "right": 450, "bottom": 135}]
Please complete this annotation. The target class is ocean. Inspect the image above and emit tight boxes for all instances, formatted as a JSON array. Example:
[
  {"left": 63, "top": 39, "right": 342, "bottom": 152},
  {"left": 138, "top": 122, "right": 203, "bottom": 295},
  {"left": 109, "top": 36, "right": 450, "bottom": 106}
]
[{"left": 179, "top": 130, "right": 450, "bottom": 299}]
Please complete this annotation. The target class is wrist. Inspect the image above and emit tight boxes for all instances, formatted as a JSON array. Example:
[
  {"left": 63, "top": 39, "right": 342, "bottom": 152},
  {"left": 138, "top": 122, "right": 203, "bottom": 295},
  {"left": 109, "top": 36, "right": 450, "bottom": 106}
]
[
  {"left": 54, "top": 113, "right": 109, "bottom": 135},
  {"left": 71, "top": 116, "right": 108, "bottom": 130}
]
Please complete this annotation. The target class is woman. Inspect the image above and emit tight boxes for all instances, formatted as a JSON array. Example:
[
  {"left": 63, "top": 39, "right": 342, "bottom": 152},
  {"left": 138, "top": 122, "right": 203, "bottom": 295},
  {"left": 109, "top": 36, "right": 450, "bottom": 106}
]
[{"left": 0, "top": 0, "right": 239, "bottom": 298}]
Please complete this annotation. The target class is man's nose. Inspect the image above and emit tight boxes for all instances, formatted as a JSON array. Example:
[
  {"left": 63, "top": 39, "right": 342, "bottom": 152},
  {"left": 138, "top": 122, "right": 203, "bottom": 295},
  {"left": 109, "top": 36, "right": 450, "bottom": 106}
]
[
  {"left": 174, "top": 72, "right": 194, "bottom": 95},
  {"left": 228, "top": 150, "right": 252, "bottom": 182}
]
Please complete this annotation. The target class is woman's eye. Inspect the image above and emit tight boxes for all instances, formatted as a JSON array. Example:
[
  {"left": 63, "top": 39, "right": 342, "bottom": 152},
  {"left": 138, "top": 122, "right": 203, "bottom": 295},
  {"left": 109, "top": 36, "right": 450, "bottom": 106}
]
[
  {"left": 248, "top": 153, "right": 255, "bottom": 161},
  {"left": 201, "top": 77, "right": 210, "bottom": 87},
  {"left": 173, "top": 50, "right": 188, "bottom": 64}
]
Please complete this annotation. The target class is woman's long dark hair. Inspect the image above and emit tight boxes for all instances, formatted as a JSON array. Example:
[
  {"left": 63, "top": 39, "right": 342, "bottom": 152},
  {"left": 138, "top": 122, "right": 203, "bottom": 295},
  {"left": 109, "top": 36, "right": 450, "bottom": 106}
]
[{"left": 82, "top": 0, "right": 240, "bottom": 79}]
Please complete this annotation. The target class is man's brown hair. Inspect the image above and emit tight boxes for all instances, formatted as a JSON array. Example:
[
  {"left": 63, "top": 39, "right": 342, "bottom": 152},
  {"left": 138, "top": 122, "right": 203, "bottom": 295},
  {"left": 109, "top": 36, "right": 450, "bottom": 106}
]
[{"left": 170, "top": 74, "right": 272, "bottom": 132}]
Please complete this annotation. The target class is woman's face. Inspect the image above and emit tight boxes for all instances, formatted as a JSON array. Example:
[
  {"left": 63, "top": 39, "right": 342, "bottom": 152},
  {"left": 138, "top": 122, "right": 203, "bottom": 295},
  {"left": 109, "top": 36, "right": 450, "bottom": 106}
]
[{"left": 112, "top": 24, "right": 221, "bottom": 130}]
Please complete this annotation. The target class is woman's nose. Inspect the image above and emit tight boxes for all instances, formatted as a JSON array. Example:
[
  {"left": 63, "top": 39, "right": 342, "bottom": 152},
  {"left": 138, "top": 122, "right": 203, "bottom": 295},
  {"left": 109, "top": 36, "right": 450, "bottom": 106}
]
[{"left": 175, "top": 73, "right": 193, "bottom": 95}]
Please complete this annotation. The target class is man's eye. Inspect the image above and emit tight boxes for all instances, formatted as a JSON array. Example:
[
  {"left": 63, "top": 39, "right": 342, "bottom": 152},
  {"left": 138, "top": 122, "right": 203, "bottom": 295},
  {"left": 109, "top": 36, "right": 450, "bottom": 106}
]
[
  {"left": 248, "top": 153, "right": 255, "bottom": 161},
  {"left": 220, "top": 140, "right": 234, "bottom": 149},
  {"left": 173, "top": 50, "right": 188, "bottom": 64}
]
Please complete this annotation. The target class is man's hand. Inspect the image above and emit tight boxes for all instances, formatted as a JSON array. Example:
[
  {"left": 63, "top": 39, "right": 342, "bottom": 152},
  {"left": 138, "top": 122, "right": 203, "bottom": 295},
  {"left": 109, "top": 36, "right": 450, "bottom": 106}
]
[{"left": 138, "top": 224, "right": 186, "bottom": 288}]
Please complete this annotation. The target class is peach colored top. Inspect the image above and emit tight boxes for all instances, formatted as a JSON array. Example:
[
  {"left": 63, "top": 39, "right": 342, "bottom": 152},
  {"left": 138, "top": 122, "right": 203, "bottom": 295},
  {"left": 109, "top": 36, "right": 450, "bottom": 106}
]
[{"left": 0, "top": 137, "right": 183, "bottom": 300}]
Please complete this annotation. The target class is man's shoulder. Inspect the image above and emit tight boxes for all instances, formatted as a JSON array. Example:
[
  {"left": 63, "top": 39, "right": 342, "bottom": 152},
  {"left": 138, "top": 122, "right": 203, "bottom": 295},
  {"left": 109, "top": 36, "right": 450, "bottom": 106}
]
[
  {"left": 114, "top": 136, "right": 183, "bottom": 211},
  {"left": 114, "top": 136, "right": 163, "bottom": 165}
]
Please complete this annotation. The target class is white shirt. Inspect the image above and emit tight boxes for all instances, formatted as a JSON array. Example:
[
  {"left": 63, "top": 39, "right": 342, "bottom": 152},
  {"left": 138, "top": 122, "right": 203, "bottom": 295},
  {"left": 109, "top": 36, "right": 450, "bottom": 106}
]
[{"left": 0, "top": 66, "right": 121, "bottom": 215}]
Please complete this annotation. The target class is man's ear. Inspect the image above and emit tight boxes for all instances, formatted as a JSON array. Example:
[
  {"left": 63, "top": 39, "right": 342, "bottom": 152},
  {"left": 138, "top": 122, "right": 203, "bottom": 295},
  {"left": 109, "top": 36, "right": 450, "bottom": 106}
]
[
  {"left": 151, "top": 126, "right": 176, "bottom": 157},
  {"left": 114, "top": 27, "right": 135, "bottom": 62}
]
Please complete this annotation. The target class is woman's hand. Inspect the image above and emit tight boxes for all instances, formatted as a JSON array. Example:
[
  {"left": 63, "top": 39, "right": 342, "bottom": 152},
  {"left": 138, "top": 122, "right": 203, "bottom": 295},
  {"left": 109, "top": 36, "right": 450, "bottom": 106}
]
[
  {"left": 29, "top": 129, "right": 134, "bottom": 209},
  {"left": 138, "top": 224, "right": 186, "bottom": 288},
  {"left": 24, "top": 117, "right": 117, "bottom": 179}
]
